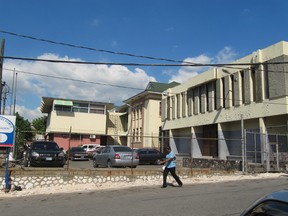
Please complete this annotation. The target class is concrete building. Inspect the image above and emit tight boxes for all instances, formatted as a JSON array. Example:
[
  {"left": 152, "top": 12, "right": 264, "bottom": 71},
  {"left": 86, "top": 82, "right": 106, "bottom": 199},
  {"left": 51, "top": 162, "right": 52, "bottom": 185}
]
[
  {"left": 106, "top": 105, "right": 129, "bottom": 146},
  {"left": 162, "top": 41, "right": 288, "bottom": 164},
  {"left": 123, "top": 81, "right": 179, "bottom": 150},
  {"left": 41, "top": 97, "right": 114, "bottom": 150}
]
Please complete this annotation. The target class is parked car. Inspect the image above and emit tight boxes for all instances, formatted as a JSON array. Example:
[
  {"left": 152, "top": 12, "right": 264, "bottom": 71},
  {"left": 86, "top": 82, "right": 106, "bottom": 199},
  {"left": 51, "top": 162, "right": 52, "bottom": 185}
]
[
  {"left": 93, "top": 145, "right": 139, "bottom": 168},
  {"left": 67, "top": 147, "right": 89, "bottom": 161},
  {"left": 23, "top": 140, "right": 65, "bottom": 167},
  {"left": 92, "top": 146, "right": 105, "bottom": 157},
  {"left": 134, "top": 148, "right": 164, "bottom": 165},
  {"left": 240, "top": 189, "right": 288, "bottom": 215},
  {"left": 81, "top": 144, "right": 100, "bottom": 158}
]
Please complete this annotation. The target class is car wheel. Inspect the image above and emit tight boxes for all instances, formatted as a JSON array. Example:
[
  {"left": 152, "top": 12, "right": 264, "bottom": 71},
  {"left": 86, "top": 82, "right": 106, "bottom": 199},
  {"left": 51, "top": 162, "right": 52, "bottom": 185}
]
[
  {"left": 107, "top": 160, "right": 112, "bottom": 168},
  {"left": 93, "top": 159, "right": 98, "bottom": 168}
]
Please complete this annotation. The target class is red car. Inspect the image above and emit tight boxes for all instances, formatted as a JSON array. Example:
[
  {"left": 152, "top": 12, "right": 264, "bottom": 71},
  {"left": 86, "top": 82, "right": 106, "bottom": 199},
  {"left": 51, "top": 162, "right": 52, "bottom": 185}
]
[{"left": 67, "top": 147, "right": 89, "bottom": 161}]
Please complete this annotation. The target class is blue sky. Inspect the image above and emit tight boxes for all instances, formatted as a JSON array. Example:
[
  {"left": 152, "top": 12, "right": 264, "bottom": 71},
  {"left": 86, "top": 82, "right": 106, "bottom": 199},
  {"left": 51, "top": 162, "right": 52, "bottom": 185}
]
[{"left": 0, "top": 0, "right": 288, "bottom": 121}]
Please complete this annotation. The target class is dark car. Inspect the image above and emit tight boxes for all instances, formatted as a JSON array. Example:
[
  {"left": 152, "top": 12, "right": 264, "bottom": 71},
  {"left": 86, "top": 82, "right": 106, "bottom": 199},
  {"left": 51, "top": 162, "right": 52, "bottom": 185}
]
[
  {"left": 240, "top": 189, "right": 288, "bottom": 215},
  {"left": 134, "top": 148, "right": 164, "bottom": 165},
  {"left": 67, "top": 147, "right": 89, "bottom": 161},
  {"left": 23, "top": 140, "right": 65, "bottom": 167}
]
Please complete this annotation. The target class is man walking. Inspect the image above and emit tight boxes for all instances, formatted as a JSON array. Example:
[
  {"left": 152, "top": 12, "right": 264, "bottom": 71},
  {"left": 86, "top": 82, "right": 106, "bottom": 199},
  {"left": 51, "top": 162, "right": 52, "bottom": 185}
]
[{"left": 160, "top": 146, "right": 183, "bottom": 188}]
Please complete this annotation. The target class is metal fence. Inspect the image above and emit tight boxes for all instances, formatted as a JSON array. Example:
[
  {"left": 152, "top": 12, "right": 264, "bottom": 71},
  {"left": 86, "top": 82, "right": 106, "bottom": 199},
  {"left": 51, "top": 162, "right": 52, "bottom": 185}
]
[
  {"left": 245, "top": 131, "right": 288, "bottom": 172},
  {"left": 10, "top": 130, "right": 288, "bottom": 172}
]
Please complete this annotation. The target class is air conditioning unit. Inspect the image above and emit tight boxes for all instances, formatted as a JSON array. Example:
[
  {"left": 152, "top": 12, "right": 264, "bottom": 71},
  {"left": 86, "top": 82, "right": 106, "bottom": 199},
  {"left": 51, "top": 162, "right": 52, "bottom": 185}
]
[{"left": 89, "top": 134, "right": 96, "bottom": 139}]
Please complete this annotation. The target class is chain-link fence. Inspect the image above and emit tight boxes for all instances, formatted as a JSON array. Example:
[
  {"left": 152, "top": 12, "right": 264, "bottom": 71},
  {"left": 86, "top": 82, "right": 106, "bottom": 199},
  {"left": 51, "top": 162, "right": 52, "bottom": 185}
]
[
  {"left": 240, "top": 131, "right": 288, "bottom": 172},
  {"left": 7, "top": 129, "right": 288, "bottom": 172}
]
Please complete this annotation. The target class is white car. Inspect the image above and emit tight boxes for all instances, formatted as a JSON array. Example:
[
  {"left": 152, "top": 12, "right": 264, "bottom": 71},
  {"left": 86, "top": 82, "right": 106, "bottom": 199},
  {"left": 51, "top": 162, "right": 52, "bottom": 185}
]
[{"left": 81, "top": 144, "right": 100, "bottom": 158}]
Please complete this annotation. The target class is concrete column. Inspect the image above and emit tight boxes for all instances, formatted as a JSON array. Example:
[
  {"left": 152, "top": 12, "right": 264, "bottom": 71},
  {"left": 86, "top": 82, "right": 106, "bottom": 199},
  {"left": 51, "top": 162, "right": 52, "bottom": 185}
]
[
  {"left": 259, "top": 117, "right": 269, "bottom": 171},
  {"left": 169, "top": 129, "right": 177, "bottom": 153},
  {"left": 191, "top": 126, "right": 202, "bottom": 157},
  {"left": 215, "top": 79, "right": 223, "bottom": 109},
  {"left": 217, "top": 123, "right": 230, "bottom": 160}
]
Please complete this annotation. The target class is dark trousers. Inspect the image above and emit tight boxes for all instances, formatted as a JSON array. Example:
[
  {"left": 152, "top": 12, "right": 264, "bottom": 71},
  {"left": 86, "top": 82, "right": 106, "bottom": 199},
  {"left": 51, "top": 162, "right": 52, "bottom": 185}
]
[{"left": 162, "top": 167, "right": 183, "bottom": 187}]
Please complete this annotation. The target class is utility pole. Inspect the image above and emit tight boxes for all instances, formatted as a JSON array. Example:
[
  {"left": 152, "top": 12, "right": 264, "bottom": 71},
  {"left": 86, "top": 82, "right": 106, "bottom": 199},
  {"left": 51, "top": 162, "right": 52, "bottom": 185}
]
[{"left": 0, "top": 39, "right": 5, "bottom": 114}]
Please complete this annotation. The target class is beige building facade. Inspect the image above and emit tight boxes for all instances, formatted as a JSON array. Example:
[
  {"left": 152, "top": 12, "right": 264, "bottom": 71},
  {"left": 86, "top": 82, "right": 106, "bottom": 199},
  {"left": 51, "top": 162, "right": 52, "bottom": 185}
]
[
  {"left": 123, "top": 82, "right": 179, "bottom": 150},
  {"left": 162, "top": 41, "right": 288, "bottom": 163},
  {"left": 41, "top": 97, "right": 114, "bottom": 150}
]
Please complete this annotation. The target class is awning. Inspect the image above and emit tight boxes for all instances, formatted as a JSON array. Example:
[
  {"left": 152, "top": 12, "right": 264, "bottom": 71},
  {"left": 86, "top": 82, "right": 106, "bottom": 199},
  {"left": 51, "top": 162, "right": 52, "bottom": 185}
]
[{"left": 54, "top": 100, "right": 73, "bottom": 106}]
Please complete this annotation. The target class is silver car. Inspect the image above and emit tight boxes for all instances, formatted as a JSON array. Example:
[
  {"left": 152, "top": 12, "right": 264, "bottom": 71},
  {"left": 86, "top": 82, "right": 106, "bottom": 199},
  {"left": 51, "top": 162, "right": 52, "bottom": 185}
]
[{"left": 92, "top": 145, "right": 139, "bottom": 168}]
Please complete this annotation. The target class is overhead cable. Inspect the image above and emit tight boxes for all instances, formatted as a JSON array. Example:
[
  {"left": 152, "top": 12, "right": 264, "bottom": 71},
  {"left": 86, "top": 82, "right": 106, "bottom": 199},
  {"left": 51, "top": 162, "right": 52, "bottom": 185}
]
[
  {"left": 0, "top": 29, "right": 192, "bottom": 64},
  {"left": 3, "top": 55, "right": 288, "bottom": 67},
  {"left": 3, "top": 68, "right": 144, "bottom": 91}
]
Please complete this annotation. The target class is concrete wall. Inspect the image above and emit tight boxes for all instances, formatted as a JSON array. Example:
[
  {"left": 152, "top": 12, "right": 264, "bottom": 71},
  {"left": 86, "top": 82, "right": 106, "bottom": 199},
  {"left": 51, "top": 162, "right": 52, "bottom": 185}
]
[
  {"left": 47, "top": 111, "right": 107, "bottom": 134},
  {"left": 143, "top": 99, "right": 162, "bottom": 148},
  {"left": 0, "top": 168, "right": 233, "bottom": 190}
]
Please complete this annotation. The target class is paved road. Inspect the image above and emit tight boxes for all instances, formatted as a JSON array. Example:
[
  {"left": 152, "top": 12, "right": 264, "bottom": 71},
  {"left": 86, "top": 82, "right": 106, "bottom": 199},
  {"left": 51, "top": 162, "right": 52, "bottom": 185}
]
[{"left": 1, "top": 175, "right": 287, "bottom": 216}]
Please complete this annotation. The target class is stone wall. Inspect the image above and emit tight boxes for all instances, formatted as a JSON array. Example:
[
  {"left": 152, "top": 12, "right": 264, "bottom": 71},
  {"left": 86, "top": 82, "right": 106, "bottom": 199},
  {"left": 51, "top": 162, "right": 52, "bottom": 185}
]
[{"left": 0, "top": 167, "right": 234, "bottom": 190}]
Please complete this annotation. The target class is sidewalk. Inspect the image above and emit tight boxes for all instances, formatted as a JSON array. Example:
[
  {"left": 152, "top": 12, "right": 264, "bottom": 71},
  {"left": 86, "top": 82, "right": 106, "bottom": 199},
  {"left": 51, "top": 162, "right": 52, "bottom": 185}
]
[{"left": 1, "top": 172, "right": 286, "bottom": 198}]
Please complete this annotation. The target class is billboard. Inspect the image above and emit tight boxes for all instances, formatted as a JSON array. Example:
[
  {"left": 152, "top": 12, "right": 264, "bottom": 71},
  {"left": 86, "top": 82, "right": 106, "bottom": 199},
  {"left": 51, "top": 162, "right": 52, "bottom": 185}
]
[{"left": 0, "top": 115, "right": 16, "bottom": 147}]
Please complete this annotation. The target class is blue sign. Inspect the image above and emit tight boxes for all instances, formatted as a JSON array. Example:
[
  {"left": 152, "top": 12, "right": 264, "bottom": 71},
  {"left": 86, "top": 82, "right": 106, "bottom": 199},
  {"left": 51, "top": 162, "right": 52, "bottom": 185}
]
[{"left": 0, "top": 115, "right": 16, "bottom": 147}]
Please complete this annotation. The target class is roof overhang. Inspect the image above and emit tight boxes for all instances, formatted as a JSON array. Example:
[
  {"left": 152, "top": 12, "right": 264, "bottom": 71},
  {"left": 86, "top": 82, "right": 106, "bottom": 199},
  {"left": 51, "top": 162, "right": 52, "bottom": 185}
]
[{"left": 123, "top": 91, "right": 162, "bottom": 104}]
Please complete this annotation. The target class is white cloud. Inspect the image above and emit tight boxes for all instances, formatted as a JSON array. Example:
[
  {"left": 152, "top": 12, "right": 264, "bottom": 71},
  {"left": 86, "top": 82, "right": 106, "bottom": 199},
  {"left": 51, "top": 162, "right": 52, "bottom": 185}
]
[
  {"left": 15, "top": 105, "right": 44, "bottom": 122},
  {"left": 169, "top": 47, "right": 237, "bottom": 83},
  {"left": 215, "top": 46, "right": 237, "bottom": 64},
  {"left": 3, "top": 53, "right": 156, "bottom": 121}
]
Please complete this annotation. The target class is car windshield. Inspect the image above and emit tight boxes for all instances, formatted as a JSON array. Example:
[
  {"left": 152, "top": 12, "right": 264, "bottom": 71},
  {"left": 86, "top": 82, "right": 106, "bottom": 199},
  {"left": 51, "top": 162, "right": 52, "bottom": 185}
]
[
  {"left": 113, "top": 146, "right": 132, "bottom": 152},
  {"left": 32, "top": 142, "right": 59, "bottom": 151}
]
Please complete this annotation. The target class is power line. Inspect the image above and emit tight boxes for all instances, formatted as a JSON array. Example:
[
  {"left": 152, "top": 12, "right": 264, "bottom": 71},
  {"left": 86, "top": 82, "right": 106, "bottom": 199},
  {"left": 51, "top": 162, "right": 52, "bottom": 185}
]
[
  {"left": 2, "top": 30, "right": 288, "bottom": 68},
  {"left": 0, "top": 29, "right": 190, "bottom": 64},
  {"left": 4, "top": 67, "right": 288, "bottom": 106},
  {"left": 3, "top": 68, "right": 145, "bottom": 91},
  {"left": 3, "top": 55, "right": 288, "bottom": 68}
]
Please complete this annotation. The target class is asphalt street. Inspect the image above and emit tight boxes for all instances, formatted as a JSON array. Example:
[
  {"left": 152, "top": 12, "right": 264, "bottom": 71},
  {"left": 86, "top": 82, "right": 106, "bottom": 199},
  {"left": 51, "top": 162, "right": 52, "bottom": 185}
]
[{"left": 1, "top": 175, "right": 287, "bottom": 216}]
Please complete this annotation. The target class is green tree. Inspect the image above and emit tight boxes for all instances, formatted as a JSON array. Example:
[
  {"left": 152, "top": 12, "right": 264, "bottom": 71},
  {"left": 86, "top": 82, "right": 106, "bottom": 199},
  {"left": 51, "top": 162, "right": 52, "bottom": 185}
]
[
  {"left": 32, "top": 116, "right": 47, "bottom": 133},
  {"left": 14, "top": 113, "right": 33, "bottom": 158}
]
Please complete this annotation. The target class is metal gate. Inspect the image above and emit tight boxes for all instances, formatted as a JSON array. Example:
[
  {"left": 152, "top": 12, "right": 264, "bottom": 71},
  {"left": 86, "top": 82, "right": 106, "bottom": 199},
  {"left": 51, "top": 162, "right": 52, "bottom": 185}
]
[{"left": 245, "top": 130, "right": 288, "bottom": 172}]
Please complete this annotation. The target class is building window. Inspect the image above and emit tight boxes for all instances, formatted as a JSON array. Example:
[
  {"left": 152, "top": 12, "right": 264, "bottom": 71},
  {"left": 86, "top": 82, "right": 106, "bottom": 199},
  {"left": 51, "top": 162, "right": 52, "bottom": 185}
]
[
  {"left": 136, "top": 106, "right": 139, "bottom": 120},
  {"left": 193, "top": 87, "right": 199, "bottom": 115},
  {"left": 263, "top": 63, "right": 269, "bottom": 99},
  {"left": 73, "top": 102, "right": 89, "bottom": 113},
  {"left": 159, "top": 101, "right": 162, "bottom": 116},
  {"left": 139, "top": 104, "right": 142, "bottom": 119},
  {"left": 71, "top": 134, "right": 81, "bottom": 140},
  {"left": 251, "top": 67, "right": 256, "bottom": 102},
  {"left": 240, "top": 70, "right": 245, "bottom": 104},
  {"left": 90, "top": 104, "right": 105, "bottom": 114},
  {"left": 182, "top": 92, "right": 186, "bottom": 117},
  {"left": 176, "top": 94, "right": 180, "bottom": 118},
  {"left": 187, "top": 88, "right": 193, "bottom": 116},
  {"left": 54, "top": 105, "right": 72, "bottom": 112},
  {"left": 230, "top": 75, "right": 235, "bottom": 107}
]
